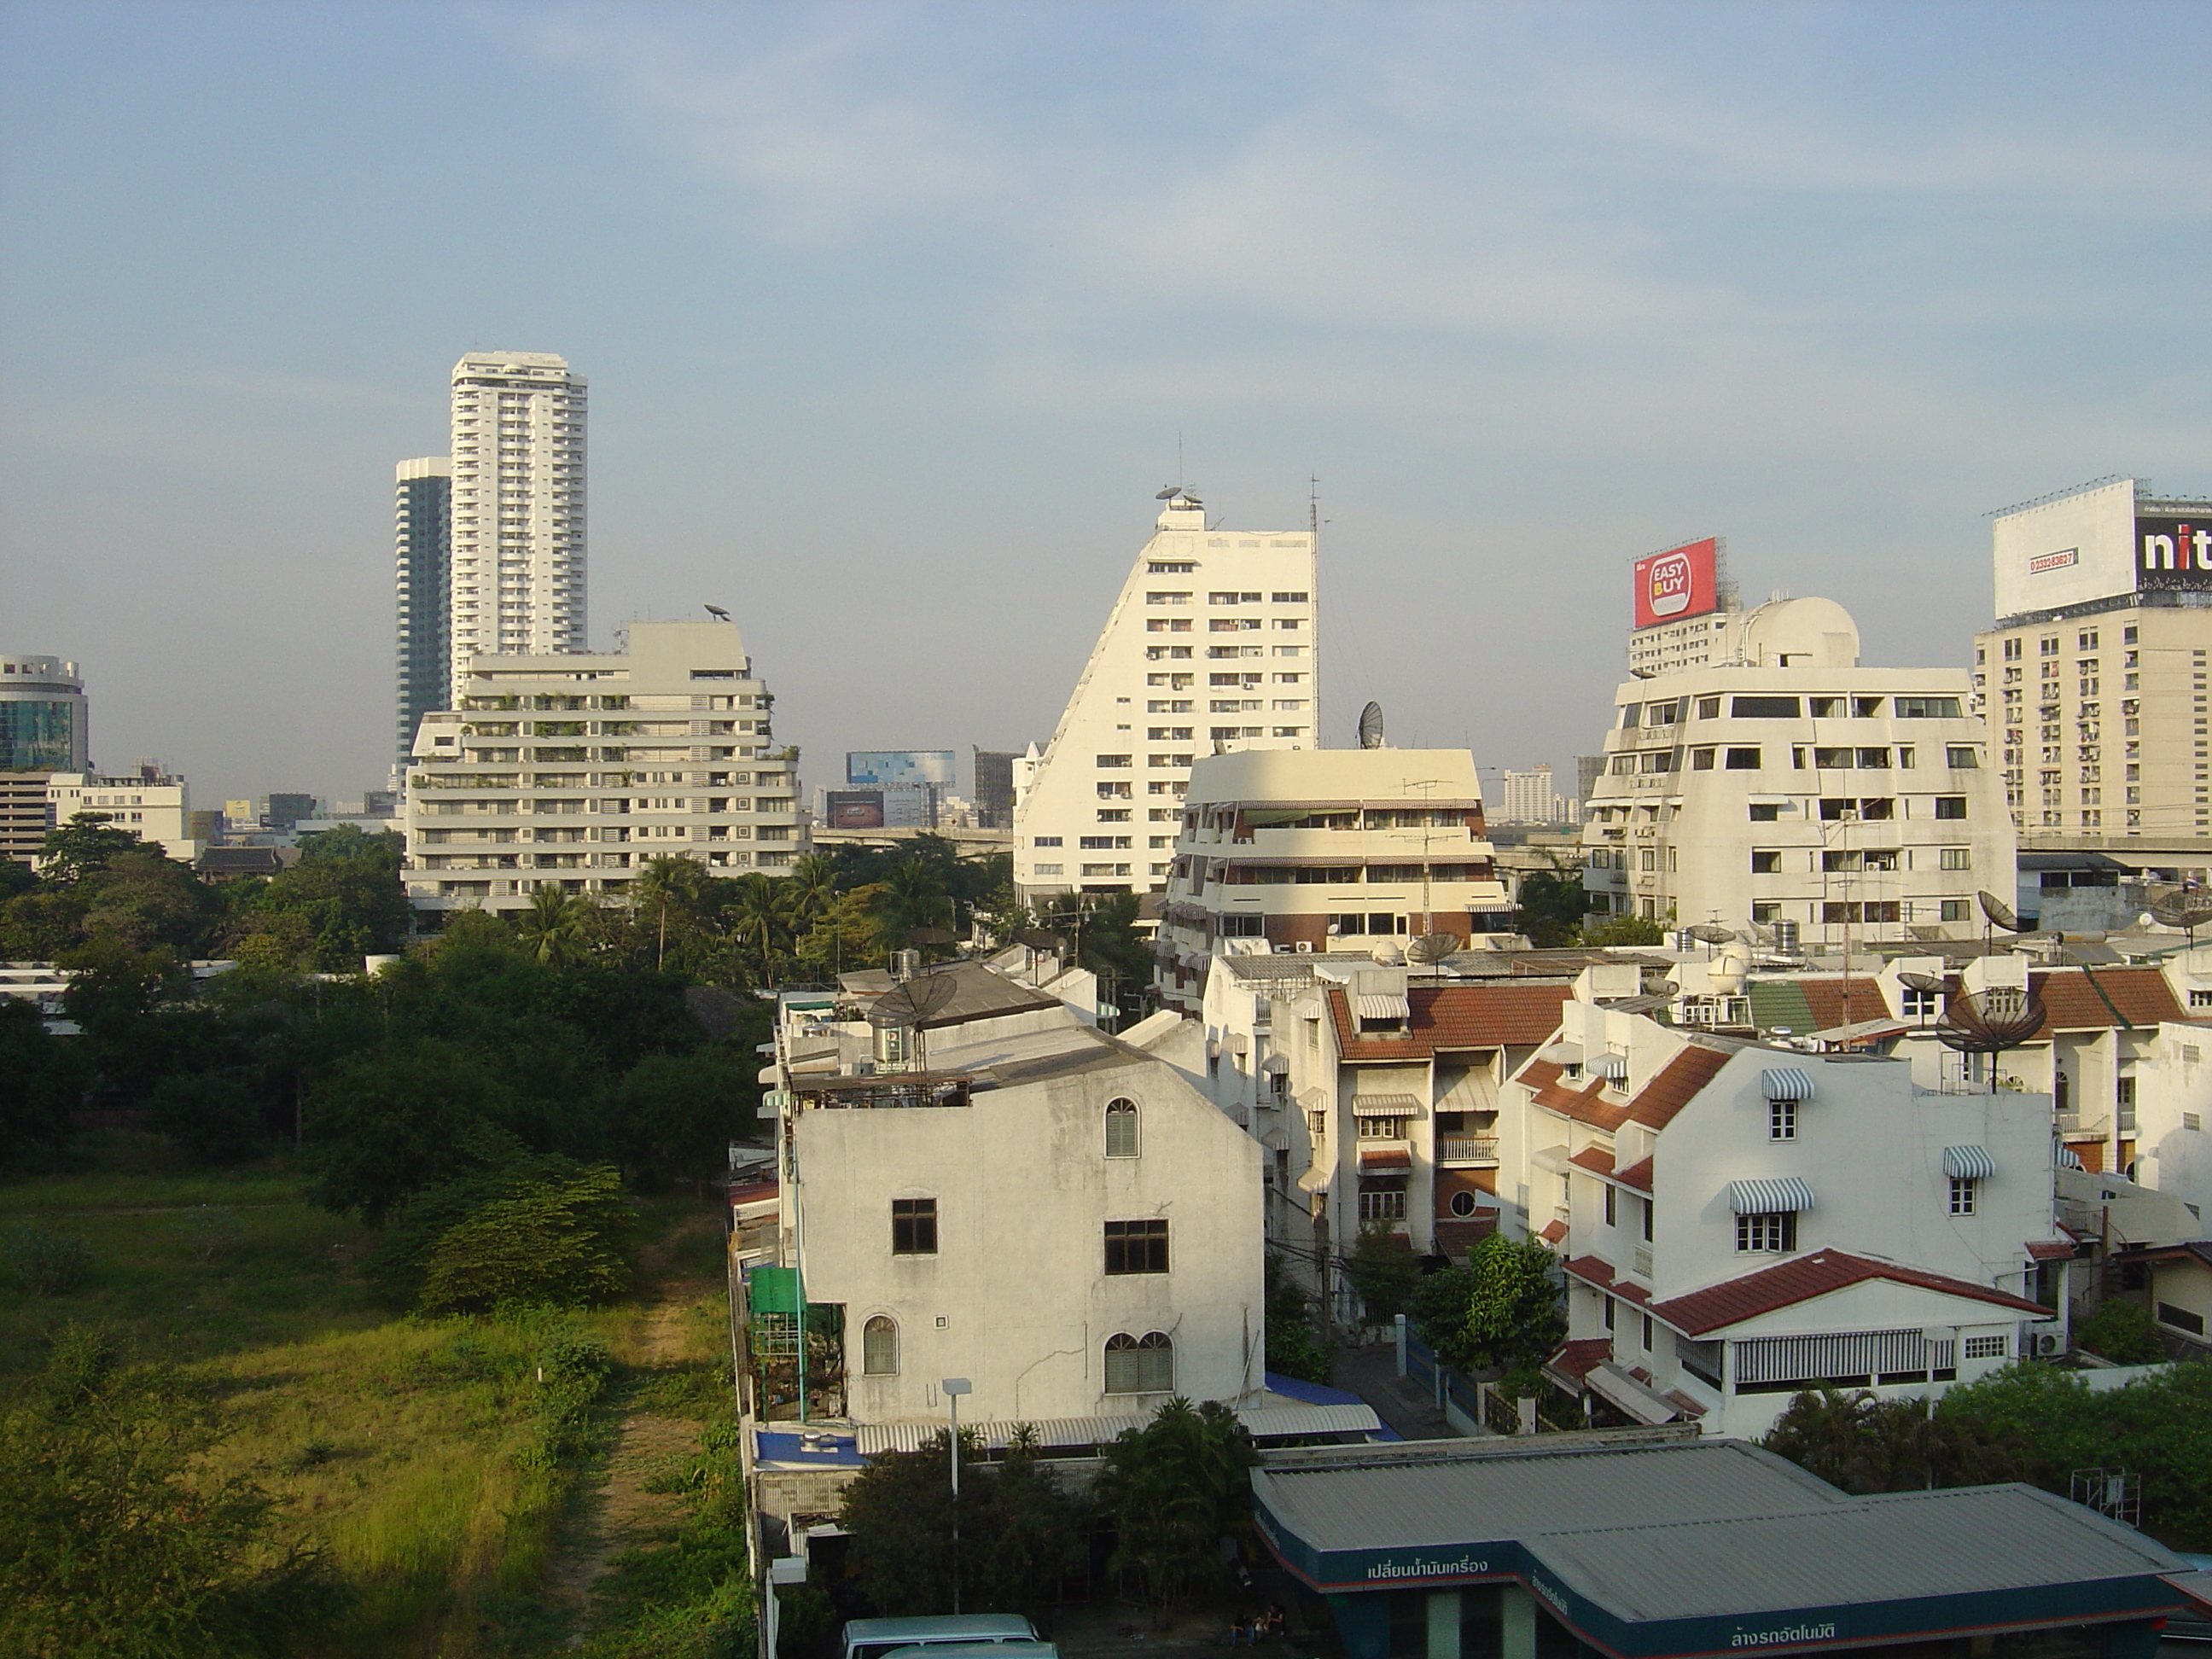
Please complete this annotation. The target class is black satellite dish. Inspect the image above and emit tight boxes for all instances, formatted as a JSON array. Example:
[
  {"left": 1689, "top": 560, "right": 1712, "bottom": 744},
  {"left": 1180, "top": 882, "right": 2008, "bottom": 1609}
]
[
  {"left": 1977, "top": 890, "right": 2031, "bottom": 933},
  {"left": 867, "top": 971, "right": 960, "bottom": 1030},
  {"left": 1685, "top": 923, "right": 1736, "bottom": 946},
  {"left": 1358, "top": 701, "right": 1385, "bottom": 749},
  {"left": 2150, "top": 891, "right": 2212, "bottom": 933},
  {"left": 1014, "top": 928, "right": 1066, "bottom": 952},
  {"left": 1406, "top": 931, "right": 1461, "bottom": 968},
  {"left": 1936, "top": 987, "right": 2045, "bottom": 1091},
  {"left": 1156, "top": 486, "right": 1180, "bottom": 500},
  {"left": 905, "top": 926, "right": 958, "bottom": 947},
  {"left": 1898, "top": 970, "right": 1947, "bottom": 1027}
]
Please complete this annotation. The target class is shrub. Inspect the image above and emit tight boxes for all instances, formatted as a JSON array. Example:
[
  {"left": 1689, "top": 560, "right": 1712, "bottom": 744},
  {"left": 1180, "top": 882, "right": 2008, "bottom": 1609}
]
[
  {"left": 2075, "top": 1300, "right": 2164, "bottom": 1365},
  {"left": 4, "top": 1223, "right": 96, "bottom": 1295},
  {"left": 416, "top": 1164, "right": 632, "bottom": 1314}
]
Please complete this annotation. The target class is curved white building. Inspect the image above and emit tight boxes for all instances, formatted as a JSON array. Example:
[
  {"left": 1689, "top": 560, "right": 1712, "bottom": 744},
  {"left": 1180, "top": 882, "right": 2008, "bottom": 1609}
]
[{"left": 1580, "top": 597, "right": 2015, "bottom": 947}]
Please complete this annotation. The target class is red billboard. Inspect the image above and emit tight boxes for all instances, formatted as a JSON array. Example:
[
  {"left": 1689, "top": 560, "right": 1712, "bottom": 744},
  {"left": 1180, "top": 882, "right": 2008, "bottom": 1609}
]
[{"left": 1633, "top": 538, "right": 1720, "bottom": 630}]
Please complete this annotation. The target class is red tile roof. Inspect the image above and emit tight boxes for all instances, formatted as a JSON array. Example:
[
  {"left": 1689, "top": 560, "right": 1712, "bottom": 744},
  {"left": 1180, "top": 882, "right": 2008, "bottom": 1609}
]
[
  {"left": 1562, "top": 1254, "right": 1650, "bottom": 1305},
  {"left": 1662, "top": 1389, "right": 1709, "bottom": 1418},
  {"left": 1647, "top": 1248, "right": 2052, "bottom": 1337},
  {"left": 1569, "top": 1146, "right": 1615, "bottom": 1179},
  {"left": 1325, "top": 983, "right": 1573, "bottom": 1060},
  {"left": 1540, "top": 1220, "right": 1569, "bottom": 1244},
  {"left": 2029, "top": 967, "right": 2186, "bottom": 1033},
  {"left": 2025, "top": 1239, "right": 2076, "bottom": 1262},
  {"left": 1431, "top": 1216, "right": 1497, "bottom": 1258},
  {"left": 1615, "top": 1155, "right": 1654, "bottom": 1195},
  {"left": 1516, "top": 1058, "right": 1632, "bottom": 1132},
  {"left": 1624, "top": 1044, "right": 1733, "bottom": 1130},
  {"left": 1545, "top": 1337, "right": 1613, "bottom": 1384},
  {"left": 1796, "top": 977, "right": 1888, "bottom": 1032}
]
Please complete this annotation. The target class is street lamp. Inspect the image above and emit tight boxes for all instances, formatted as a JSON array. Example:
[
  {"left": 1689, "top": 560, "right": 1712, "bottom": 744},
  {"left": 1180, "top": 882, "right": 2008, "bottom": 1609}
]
[{"left": 942, "top": 1377, "right": 972, "bottom": 1613}]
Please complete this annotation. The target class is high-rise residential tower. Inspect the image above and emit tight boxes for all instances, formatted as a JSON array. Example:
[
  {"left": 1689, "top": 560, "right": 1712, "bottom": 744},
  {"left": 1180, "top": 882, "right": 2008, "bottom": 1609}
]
[
  {"left": 1013, "top": 491, "right": 1318, "bottom": 904},
  {"left": 448, "top": 352, "right": 587, "bottom": 698},
  {"left": 394, "top": 457, "right": 452, "bottom": 761}
]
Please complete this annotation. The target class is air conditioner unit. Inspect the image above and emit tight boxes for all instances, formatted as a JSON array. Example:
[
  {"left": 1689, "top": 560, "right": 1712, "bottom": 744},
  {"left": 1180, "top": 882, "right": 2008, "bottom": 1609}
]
[
  {"left": 1295, "top": 940, "right": 1314, "bottom": 953},
  {"left": 2037, "top": 1333, "right": 2061, "bottom": 1356}
]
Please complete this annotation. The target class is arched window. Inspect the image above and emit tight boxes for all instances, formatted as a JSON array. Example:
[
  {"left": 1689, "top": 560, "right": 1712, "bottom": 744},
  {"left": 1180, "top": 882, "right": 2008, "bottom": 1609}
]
[
  {"left": 1103, "top": 1330, "right": 1173, "bottom": 1394},
  {"left": 863, "top": 1316, "right": 898, "bottom": 1377},
  {"left": 1448, "top": 1190, "right": 1478, "bottom": 1218},
  {"left": 1104, "top": 1097, "right": 1139, "bottom": 1159}
]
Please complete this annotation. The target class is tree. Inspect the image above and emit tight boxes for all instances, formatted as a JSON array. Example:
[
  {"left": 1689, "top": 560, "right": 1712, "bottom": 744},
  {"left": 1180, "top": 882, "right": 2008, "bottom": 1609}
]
[
  {"left": 1513, "top": 852, "right": 1588, "bottom": 948},
  {"left": 1095, "top": 1399, "right": 1257, "bottom": 1616},
  {"left": 1578, "top": 912, "right": 1668, "bottom": 946},
  {"left": 145, "top": 1067, "right": 267, "bottom": 1166},
  {"left": 0, "top": 998, "right": 79, "bottom": 1167},
  {"left": 1406, "top": 1235, "right": 1563, "bottom": 1375},
  {"left": 415, "top": 1163, "right": 632, "bottom": 1313},
  {"left": 632, "top": 857, "right": 713, "bottom": 971},
  {"left": 0, "top": 1324, "right": 341, "bottom": 1656},
  {"left": 1764, "top": 1386, "right": 2025, "bottom": 1494},
  {"left": 606, "top": 1046, "right": 760, "bottom": 1183},
  {"left": 1039, "top": 892, "right": 1154, "bottom": 1022},
  {"left": 304, "top": 1038, "right": 530, "bottom": 1225},
  {"left": 1263, "top": 1251, "right": 1331, "bottom": 1384},
  {"left": 518, "top": 885, "right": 594, "bottom": 967},
  {"left": 871, "top": 861, "right": 953, "bottom": 955},
  {"left": 1342, "top": 1223, "right": 1422, "bottom": 1324},
  {"left": 37, "top": 812, "right": 145, "bottom": 886},
  {"left": 785, "top": 853, "right": 841, "bottom": 933},
  {"left": 794, "top": 883, "right": 888, "bottom": 980},
  {"left": 2074, "top": 1300, "right": 2163, "bottom": 1364},
  {"left": 243, "top": 828, "right": 410, "bottom": 969},
  {"left": 729, "top": 874, "right": 799, "bottom": 985},
  {"left": 77, "top": 848, "right": 225, "bottom": 956}
]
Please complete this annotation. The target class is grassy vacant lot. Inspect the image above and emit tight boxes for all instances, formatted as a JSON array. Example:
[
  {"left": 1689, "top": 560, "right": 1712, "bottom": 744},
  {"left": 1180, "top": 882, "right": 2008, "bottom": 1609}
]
[{"left": 0, "top": 1144, "right": 732, "bottom": 1657}]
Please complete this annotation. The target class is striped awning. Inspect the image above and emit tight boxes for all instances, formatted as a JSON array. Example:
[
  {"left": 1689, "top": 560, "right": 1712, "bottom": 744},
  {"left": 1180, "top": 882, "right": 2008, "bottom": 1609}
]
[
  {"left": 1729, "top": 1176, "right": 1816, "bottom": 1215},
  {"left": 1595, "top": 1053, "right": 1630, "bottom": 1081},
  {"left": 2058, "top": 1147, "right": 2085, "bottom": 1171},
  {"left": 1942, "top": 1144, "right": 1998, "bottom": 1180},
  {"left": 1355, "top": 993, "right": 1410, "bottom": 1022},
  {"left": 1260, "top": 1053, "right": 1290, "bottom": 1075},
  {"left": 1359, "top": 1147, "right": 1412, "bottom": 1173},
  {"left": 1350, "top": 1094, "right": 1422, "bottom": 1115},
  {"left": 1761, "top": 1067, "right": 1816, "bottom": 1102}
]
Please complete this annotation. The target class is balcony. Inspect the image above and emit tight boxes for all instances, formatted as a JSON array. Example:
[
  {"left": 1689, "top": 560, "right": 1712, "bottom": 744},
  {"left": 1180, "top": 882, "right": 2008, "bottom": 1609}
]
[
  {"left": 1436, "top": 1136, "right": 1500, "bottom": 1164},
  {"left": 2058, "top": 1113, "right": 2110, "bottom": 1140},
  {"left": 1631, "top": 1245, "right": 1654, "bottom": 1279}
]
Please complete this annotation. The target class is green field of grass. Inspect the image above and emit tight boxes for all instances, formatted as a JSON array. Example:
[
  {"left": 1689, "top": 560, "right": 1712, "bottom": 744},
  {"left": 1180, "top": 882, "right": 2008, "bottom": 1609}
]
[{"left": 2, "top": 1158, "right": 732, "bottom": 1657}]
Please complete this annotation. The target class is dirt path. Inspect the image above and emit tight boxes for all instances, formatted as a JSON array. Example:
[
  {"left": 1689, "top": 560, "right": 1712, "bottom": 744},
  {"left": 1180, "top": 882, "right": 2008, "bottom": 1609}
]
[{"left": 540, "top": 1211, "right": 725, "bottom": 1635}]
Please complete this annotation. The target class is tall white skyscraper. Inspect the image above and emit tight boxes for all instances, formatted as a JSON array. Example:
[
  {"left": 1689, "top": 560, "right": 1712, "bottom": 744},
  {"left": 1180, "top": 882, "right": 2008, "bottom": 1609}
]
[
  {"left": 448, "top": 352, "right": 587, "bottom": 699},
  {"left": 1013, "top": 490, "right": 1319, "bottom": 904}
]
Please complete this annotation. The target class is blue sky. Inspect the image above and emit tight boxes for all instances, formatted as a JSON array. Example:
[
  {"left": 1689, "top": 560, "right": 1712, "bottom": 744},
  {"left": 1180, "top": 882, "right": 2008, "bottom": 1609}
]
[{"left": 3, "top": 1, "right": 2208, "bottom": 806}]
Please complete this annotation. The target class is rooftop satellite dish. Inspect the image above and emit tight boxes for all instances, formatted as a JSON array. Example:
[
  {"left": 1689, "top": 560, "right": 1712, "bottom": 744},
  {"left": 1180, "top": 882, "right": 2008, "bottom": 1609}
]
[
  {"left": 2149, "top": 891, "right": 2212, "bottom": 931},
  {"left": 1406, "top": 931, "right": 1461, "bottom": 966},
  {"left": 1358, "top": 701, "right": 1386, "bottom": 750},
  {"left": 1898, "top": 971, "right": 1948, "bottom": 994},
  {"left": 704, "top": 603, "right": 731, "bottom": 620},
  {"left": 1013, "top": 928, "right": 1065, "bottom": 952},
  {"left": 1936, "top": 987, "right": 2044, "bottom": 1090},
  {"left": 867, "top": 970, "right": 959, "bottom": 1031},
  {"left": 1156, "top": 486, "right": 1180, "bottom": 500},
  {"left": 1977, "top": 890, "right": 2029, "bottom": 934},
  {"left": 905, "top": 926, "right": 958, "bottom": 947},
  {"left": 1686, "top": 923, "right": 1735, "bottom": 946}
]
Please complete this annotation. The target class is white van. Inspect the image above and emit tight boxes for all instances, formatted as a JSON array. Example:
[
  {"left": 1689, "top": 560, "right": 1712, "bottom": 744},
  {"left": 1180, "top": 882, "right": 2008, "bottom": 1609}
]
[{"left": 840, "top": 1617, "right": 1041, "bottom": 1659}]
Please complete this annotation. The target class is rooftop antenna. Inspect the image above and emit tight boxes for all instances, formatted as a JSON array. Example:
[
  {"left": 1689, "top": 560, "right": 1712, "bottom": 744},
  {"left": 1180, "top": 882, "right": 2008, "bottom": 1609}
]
[
  {"left": 2149, "top": 890, "right": 2212, "bottom": 952},
  {"left": 1358, "top": 701, "right": 1385, "bottom": 750},
  {"left": 1936, "top": 985, "right": 2044, "bottom": 1094}
]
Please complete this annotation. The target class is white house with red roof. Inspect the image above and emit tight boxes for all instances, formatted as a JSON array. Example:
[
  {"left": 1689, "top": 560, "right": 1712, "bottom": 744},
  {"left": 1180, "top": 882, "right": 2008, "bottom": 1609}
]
[{"left": 1505, "top": 997, "right": 2064, "bottom": 1440}]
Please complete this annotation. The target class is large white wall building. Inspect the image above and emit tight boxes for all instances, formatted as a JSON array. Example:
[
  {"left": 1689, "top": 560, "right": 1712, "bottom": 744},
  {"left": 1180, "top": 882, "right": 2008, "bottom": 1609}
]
[
  {"left": 447, "top": 352, "right": 587, "bottom": 700},
  {"left": 1580, "top": 597, "right": 2014, "bottom": 947},
  {"left": 47, "top": 765, "right": 198, "bottom": 864},
  {"left": 402, "top": 619, "right": 801, "bottom": 915},
  {"left": 1014, "top": 491, "right": 1318, "bottom": 904}
]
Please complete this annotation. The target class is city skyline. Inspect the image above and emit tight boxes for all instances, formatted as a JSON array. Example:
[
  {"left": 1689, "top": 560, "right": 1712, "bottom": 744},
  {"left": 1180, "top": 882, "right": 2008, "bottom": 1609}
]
[{"left": 3, "top": 3, "right": 2209, "bottom": 806}]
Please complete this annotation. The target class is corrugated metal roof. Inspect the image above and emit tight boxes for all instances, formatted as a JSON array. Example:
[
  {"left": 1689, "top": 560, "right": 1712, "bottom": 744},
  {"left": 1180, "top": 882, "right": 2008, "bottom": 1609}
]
[{"left": 1534, "top": 1482, "right": 2186, "bottom": 1620}]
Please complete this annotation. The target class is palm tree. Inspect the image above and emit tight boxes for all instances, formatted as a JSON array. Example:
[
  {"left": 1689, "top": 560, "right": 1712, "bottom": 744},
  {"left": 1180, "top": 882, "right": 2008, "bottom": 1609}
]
[
  {"left": 516, "top": 884, "right": 591, "bottom": 967},
  {"left": 631, "top": 855, "right": 710, "bottom": 971},
  {"left": 729, "top": 873, "right": 798, "bottom": 987},
  {"left": 787, "top": 853, "right": 841, "bottom": 933},
  {"left": 872, "top": 859, "right": 954, "bottom": 955}
]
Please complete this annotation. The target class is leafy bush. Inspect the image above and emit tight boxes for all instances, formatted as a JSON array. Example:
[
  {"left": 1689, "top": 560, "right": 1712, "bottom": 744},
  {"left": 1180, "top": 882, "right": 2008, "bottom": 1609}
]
[
  {"left": 1094, "top": 1400, "right": 1256, "bottom": 1615},
  {"left": 416, "top": 1164, "right": 632, "bottom": 1314},
  {"left": 2075, "top": 1300, "right": 2164, "bottom": 1365},
  {"left": 5, "top": 1223, "right": 96, "bottom": 1295},
  {"left": 146, "top": 1068, "right": 267, "bottom": 1165},
  {"left": 1342, "top": 1223, "right": 1421, "bottom": 1324},
  {"left": 1406, "top": 1233, "right": 1563, "bottom": 1374},
  {"left": 1263, "top": 1250, "right": 1331, "bottom": 1383}
]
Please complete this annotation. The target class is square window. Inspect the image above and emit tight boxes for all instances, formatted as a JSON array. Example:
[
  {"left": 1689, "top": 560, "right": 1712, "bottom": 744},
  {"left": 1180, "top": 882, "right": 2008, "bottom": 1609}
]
[
  {"left": 1769, "top": 1100, "right": 1796, "bottom": 1140},
  {"left": 1104, "top": 1218, "right": 1170, "bottom": 1274},
  {"left": 1948, "top": 1176, "right": 1978, "bottom": 1215},
  {"left": 892, "top": 1197, "right": 938, "bottom": 1255},
  {"left": 1735, "top": 1211, "right": 1796, "bottom": 1252}
]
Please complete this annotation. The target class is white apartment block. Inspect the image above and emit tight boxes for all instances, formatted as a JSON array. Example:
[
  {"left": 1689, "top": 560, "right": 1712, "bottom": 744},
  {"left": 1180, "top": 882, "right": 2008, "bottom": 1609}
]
[
  {"left": 1153, "top": 748, "right": 1511, "bottom": 1010},
  {"left": 1509, "top": 998, "right": 2062, "bottom": 1440},
  {"left": 1497, "top": 765, "right": 1568, "bottom": 825},
  {"left": 1014, "top": 491, "right": 1318, "bottom": 904},
  {"left": 448, "top": 352, "right": 586, "bottom": 699},
  {"left": 46, "top": 766, "right": 198, "bottom": 863},
  {"left": 402, "top": 620, "right": 801, "bottom": 915},
  {"left": 1580, "top": 597, "right": 2014, "bottom": 947},
  {"left": 1973, "top": 477, "right": 2212, "bottom": 850}
]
